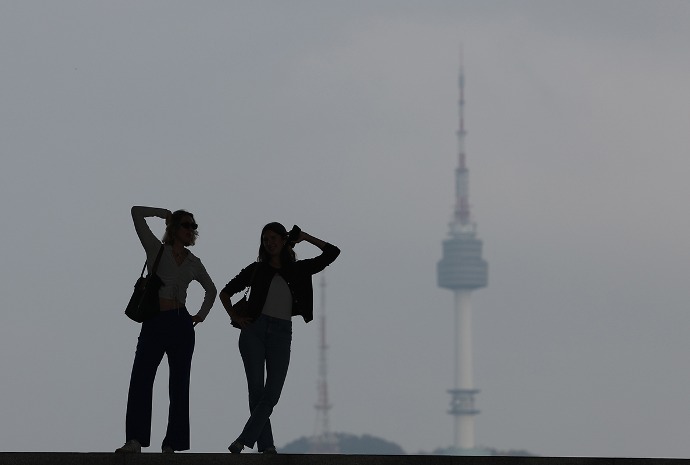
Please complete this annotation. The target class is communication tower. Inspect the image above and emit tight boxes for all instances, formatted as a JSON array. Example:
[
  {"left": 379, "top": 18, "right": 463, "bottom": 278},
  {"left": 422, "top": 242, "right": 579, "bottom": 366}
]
[
  {"left": 436, "top": 59, "right": 489, "bottom": 453},
  {"left": 308, "top": 272, "right": 339, "bottom": 453}
]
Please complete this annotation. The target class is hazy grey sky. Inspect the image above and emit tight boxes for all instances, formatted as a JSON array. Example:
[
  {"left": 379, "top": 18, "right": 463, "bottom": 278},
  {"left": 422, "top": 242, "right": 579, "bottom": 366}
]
[{"left": 2, "top": 0, "right": 690, "bottom": 457}]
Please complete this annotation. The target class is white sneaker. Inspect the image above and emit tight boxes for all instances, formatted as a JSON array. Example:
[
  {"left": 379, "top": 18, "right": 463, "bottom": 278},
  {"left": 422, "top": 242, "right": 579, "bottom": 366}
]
[{"left": 115, "top": 439, "right": 141, "bottom": 453}]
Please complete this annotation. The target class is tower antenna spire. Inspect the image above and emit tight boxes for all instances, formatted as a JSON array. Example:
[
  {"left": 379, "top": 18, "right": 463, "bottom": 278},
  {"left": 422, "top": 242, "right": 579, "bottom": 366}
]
[{"left": 455, "top": 47, "right": 471, "bottom": 229}]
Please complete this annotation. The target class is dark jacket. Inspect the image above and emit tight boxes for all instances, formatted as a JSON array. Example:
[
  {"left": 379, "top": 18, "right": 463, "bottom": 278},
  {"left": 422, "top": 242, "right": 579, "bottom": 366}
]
[{"left": 221, "top": 243, "right": 340, "bottom": 323}]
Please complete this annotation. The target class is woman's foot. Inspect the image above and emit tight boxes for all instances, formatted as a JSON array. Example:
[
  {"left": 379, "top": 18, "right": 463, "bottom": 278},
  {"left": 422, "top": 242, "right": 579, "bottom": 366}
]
[
  {"left": 228, "top": 440, "right": 244, "bottom": 454},
  {"left": 262, "top": 446, "right": 278, "bottom": 454},
  {"left": 115, "top": 439, "right": 141, "bottom": 453}
]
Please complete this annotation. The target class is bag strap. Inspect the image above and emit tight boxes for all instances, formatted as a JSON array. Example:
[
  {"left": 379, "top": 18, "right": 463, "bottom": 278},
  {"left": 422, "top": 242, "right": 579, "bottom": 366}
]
[
  {"left": 243, "top": 262, "right": 260, "bottom": 298},
  {"left": 139, "top": 245, "right": 165, "bottom": 278}
]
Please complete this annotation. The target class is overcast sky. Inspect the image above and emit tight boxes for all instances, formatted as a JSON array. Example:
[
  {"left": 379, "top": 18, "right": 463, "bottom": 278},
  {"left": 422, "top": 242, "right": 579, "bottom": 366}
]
[{"left": 2, "top": 0, "right": 690, "bottom": 458}]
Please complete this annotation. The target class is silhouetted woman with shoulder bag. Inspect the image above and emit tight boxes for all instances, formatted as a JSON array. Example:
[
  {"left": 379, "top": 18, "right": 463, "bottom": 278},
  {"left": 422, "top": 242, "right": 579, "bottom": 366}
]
[{"left": 116, "top": 206, "right": 216, "bottom": 454}]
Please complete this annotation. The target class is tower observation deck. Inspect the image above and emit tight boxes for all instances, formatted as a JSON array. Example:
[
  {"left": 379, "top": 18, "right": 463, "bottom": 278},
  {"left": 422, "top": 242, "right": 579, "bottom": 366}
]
[
  {"left": 436, "top": 60, "right": 488, "bottom": 454},
  {"left": 438, "top": 231, "right": 488, "bottom": 291}
]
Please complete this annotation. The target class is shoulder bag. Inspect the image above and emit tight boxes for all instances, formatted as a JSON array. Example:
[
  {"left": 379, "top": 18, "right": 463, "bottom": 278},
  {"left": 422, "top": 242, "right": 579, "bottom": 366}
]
[
  {"left": 229, "top": 263, "right": 259, "bottom": 329},
  {"left": 125, "top": 245, "right": 165, "bottom": 323}
]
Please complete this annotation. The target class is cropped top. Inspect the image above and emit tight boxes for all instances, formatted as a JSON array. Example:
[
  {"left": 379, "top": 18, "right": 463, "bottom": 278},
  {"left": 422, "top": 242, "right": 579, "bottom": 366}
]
[
  {"left": 261, "top": 274, "right": 293, "bottom": 320},
  {"left": 132, "top": 206, "right": 217, "bottom": 321}
]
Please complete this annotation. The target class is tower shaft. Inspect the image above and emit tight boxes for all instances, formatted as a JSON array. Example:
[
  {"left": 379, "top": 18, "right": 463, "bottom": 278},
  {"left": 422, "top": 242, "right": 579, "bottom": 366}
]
[{"left": 449, "top": 290, "right": 478, "bottom": 450}]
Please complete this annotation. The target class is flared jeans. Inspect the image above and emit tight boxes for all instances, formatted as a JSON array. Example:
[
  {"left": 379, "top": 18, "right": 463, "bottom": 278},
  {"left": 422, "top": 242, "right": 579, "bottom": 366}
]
[
  {"left": 236, "top": 314, "right": 292, "bottom": 451},
  {"left": 125, "top": 308, "right": 195, "bottom": 451}
]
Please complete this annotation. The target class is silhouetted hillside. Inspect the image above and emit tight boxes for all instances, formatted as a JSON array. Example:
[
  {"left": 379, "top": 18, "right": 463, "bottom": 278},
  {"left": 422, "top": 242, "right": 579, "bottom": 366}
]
[
  {"left": 281, "top": 432, "right": 405, "bottom": 454},
  {"left": 430, "top": 446, "right": 536, "bottom": 456}
]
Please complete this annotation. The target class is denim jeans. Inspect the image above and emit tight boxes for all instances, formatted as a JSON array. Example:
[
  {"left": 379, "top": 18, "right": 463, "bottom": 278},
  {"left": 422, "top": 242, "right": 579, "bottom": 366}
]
[
  {"left": 237, "top": 314, "right": 292, "bottom": 451},
  {"left": 125, "top": 308, "right": 195, "bottom": 451}
]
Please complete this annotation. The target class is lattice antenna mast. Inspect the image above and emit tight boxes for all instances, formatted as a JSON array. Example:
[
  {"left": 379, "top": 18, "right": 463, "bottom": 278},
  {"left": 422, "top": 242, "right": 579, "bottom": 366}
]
[{"left": 309, "top": 272, "right": 338, "bottom": 453}]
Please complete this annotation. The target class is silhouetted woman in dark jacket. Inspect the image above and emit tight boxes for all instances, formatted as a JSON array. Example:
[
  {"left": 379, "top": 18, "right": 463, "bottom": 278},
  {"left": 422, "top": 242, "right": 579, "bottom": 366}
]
[{"left": 219, "top": 222, "right": 339, "bottom": 454}]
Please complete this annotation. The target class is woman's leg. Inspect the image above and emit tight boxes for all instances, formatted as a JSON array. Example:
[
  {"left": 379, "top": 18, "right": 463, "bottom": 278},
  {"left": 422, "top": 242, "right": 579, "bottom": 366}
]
[
  {"left": 125, "top": 320, "right": 166, "bottom": 447},
  {"left": 162, "top": 310, "right": 195, "bottom": 451},
  {"left": 236, "top": 316, "right": 291, "bottom": 450},
  {"left": 237, "top": 315, "right": 268, "bottom": 448}
]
